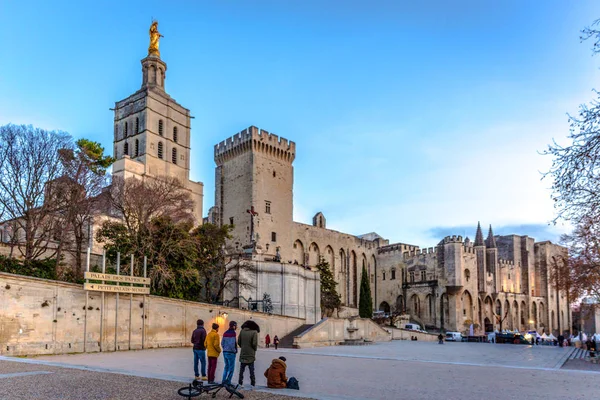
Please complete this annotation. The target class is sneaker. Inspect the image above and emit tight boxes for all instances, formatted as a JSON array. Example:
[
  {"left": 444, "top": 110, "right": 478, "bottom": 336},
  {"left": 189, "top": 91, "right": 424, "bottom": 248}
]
[
  {"left": 201, "top": 376, "right": 208, "bottom": 381},
  {"left": 194, "top": 376, "right": 200, "bottom": 380},
  {"left": 238, "top": 384, "right": 245, "bottom": 390}
]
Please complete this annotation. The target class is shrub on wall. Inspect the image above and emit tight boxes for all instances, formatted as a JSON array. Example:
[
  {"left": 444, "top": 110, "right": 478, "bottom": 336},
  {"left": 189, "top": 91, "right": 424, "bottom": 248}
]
[{"left": 0, "top": 255, "right": 58, "bottom": 281}]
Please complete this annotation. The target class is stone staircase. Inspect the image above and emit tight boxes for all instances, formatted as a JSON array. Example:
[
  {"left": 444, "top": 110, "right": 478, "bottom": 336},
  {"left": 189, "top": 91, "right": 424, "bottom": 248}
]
[
  {"left": 277, "top": 324, "right": 314, "bottom": 348},
  {"left": 569, "top": 347, "right": 589, "bottom": 360}
]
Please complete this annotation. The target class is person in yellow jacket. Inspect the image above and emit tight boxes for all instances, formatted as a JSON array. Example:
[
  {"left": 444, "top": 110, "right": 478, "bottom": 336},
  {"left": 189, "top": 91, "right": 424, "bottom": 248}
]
[{"left": 204, "top": 323, "right": 221, "bottom": 383}]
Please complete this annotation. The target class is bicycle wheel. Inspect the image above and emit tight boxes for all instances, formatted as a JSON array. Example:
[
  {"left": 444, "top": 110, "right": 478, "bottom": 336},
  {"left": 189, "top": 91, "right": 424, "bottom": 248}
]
[
  {"left": 224, "top": 384, "right": 244, "bottom": 399},
  {"left": 177, "top": 385, "right": 201, "bottom": 398}
]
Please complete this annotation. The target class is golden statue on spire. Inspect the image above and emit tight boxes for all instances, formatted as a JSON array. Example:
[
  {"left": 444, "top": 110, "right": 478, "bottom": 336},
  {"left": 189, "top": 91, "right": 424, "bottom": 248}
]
[{"left": 148, "top": 21, "right": 163, "bottom": 57}]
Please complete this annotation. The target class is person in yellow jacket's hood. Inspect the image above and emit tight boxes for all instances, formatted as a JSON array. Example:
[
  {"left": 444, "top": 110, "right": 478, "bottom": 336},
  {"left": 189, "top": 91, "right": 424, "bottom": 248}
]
[{"left": 204, "top": 323, "right": 221, "bottom": 383}]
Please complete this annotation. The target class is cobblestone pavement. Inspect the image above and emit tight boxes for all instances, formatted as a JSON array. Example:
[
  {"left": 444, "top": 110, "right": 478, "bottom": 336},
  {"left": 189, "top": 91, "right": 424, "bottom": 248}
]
[
  {"left": 8, "top": 341, "right": 600, "bottom": 400},
  {"left": 0, "top": 359, "right": 309, "bottom": 400}
]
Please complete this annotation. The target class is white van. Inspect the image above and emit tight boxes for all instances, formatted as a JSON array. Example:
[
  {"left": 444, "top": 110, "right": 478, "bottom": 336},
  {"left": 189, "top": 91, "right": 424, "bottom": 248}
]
[
  {"left": 445, "top": 332, "right": 463, "bottom": 342},
  {"left": 404, "top": 323, "right": 422, "bottom": 331}
]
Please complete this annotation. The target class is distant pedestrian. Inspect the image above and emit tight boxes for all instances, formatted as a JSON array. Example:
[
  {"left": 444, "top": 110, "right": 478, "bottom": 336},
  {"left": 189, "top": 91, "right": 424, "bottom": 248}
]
[
  {"left": 205, "top": 323, "right": 221, "bottom": 383},
  {"left": 191, "top": 319, "right": 208, "bottom": 381},
  {"left": 438, "top": 333, "right": 444, "bottom": 344},
  {"left": 558, "top": 334, "right": 565, "bottom": 347},
  {"left": 273, "top": 335, "right": 279, "bottom": 350},
  {"left": 238, "top": 320, "right": 260, "bottom": 390},
  {"left": 265, "top": 334, "right": 271, "bottom": 348},
  {"left": 221, "top": 321, "right": 238, "bottom": 386}
]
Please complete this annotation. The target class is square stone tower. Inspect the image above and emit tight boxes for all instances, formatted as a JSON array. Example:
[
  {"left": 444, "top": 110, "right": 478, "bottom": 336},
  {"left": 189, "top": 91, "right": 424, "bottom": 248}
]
[
  {"left": 111, "top": 50, "right": 203, "bottom": 223},
  {"left": 214, "top": 126, "right": 295, "bottom": 258}
]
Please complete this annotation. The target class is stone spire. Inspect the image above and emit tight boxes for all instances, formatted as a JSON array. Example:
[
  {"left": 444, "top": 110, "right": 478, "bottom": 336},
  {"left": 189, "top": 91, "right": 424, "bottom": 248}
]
[
  {"left": 485, "top": 225, "right": 497, "bottom": 248},
  {"left": 474, "top": 222, "right": 485, "bottom": 246}
]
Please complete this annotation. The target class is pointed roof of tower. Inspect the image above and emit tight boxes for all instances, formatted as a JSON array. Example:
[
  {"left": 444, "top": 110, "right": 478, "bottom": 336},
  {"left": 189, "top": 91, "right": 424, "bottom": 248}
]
[
  {"left": 474, "top": 222, "right": 485, "bottom": 246},
  {"left": 486, "top": 225, "right": 497, "bottom": 248}
]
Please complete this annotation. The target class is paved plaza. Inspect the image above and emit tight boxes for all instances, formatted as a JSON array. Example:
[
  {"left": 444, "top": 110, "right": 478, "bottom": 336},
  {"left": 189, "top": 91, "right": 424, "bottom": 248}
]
[{"left": 0, "top": 341, "right": 596, "bottom": 400}]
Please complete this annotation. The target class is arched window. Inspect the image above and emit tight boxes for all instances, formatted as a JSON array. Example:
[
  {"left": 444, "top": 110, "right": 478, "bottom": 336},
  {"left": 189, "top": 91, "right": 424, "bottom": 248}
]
[
  {"left": 123, "top": 142, "right": 129, "bottom": 156},
  {"left": 173, "top": 126, "right": 178, "bottom": 143},
  {"left": 135, "top": 117, "right": 140, "bottom": 133},
  {"left": 158, "top": 120, "right": 164, "bottom": 136},
  {"left": 172, "top": 147, "right": 177, "bottom": 164},
  {"left": 124, "top": 121, "right": 128, "bottom": 136},
  {"left": 134, "top": 139, "right": 139, "bottom": 157},
  {"left": 157, "top": 142, "right": 163, "bottom": 159}
]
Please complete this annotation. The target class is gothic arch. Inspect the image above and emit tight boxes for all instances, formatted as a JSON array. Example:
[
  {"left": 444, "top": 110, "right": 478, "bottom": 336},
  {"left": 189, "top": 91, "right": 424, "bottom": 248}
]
[
  {"left": 532, "top": 302, "right": 538, "bottom": 327},
  {"left": 339, "top": 248, "right": 347, "bottom": 303},
  {"left": 539, "top": 302, "right": 546, "bottom": 330},
  {"left": 440, "top": 293, "right": 450, "bottom": 328},
  {"left": 396, "top": 295, "right": 405, "bottom": 313},
  {"left": 504, "top": 300, "right": 511, "bottom": 330},
  {"left": 325, "top": 245, "right": 335, "bottom": 274},
  {"left": 513, "top": 300, "right": 519, "bottom": 331},
  {"left": 410, "top": 294, "right": 421, "bottom": 318},
  {"left": 425, "top": 294, "right": 434, "bottom": 324},
  {"left": 520, "top": 301, "right": 527, "bottom": 330},
  {"left": 292, "top": 239, "right": 304, "bottom": 265},
  {"left": 379, "top": 301, "right": 390, "bottom": 314},
  {"left": 308, "top": 242, "right": 320, "bottom": 266},
  {"left": 462, "top": 290, "right": 473, "bottom": 322},
  {"left": 350, "top": 251, "right": 357, "bottom": 306}
]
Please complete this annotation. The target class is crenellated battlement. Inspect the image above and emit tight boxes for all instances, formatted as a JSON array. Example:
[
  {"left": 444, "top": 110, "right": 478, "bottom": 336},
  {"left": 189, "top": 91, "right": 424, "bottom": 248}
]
[
  {"left": 498, "top": 259, "right": 515, "bottom": 267},
  {"left": 378, "top": 242, "right": 419, "bottom": 255},
  {"left": 214, "top": 125, "right": 296, "bottom": 165},
  {"left": 442, "top": 235, "right": 463, "bottom": 244},
  {"left": 403, "top": 247, "right": 437, "bottom": 260}
]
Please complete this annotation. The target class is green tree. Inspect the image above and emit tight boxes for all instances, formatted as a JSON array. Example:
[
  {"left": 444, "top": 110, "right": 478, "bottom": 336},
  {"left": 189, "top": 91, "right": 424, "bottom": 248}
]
[
  {"left": 358, "top": 265, "right": 373, "bottom": 318},
  {"left": 315, "top": 258, "right": 341, "bottom": 317},
  {"left": 55, "top": 139, "right": 113, "bottom": 276}
]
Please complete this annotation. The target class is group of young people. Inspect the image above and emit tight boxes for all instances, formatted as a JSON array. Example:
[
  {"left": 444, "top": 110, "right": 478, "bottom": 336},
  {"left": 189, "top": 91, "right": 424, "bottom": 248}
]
[{"left": 191, "top": 319, "right": 292, "bottom": 390}]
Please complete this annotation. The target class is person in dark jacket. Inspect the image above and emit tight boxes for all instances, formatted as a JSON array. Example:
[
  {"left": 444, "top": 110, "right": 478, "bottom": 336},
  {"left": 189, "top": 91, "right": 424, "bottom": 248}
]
[
  {"left": 191, "top": 319, "right": 207, "bottom": 381},
  {"left": 273, "top": 335, "right": 279, "bottom": 350},
  {"left": 237, "top": 320, "right": 259, "bottom": 390},
  {"left": 264, "top": 356, "right": 288, "bottom": 388},
  {"left": 221, "top": 321, "right": 238, "bottom": 385}
]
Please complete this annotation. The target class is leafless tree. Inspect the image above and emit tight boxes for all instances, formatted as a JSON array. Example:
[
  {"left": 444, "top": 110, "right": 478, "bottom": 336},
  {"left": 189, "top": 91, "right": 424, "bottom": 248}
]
[
  {"left": 210, "top": 253, "right": 256, "bottom": 304},
  {"left": 108, "top": 175, "right": 194, "bottom": 256},
  {"left": 0, "top": 124, "right": 71, "bottom": 261}
]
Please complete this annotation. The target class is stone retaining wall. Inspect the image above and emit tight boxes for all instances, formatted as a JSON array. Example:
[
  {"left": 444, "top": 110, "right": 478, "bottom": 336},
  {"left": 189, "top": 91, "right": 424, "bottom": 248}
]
[
  {"left": 293, "top": 317, "right": 392, "bottom": 348},
  {"left": 0, "top": 272, "right": 306, "bottom": 356}
]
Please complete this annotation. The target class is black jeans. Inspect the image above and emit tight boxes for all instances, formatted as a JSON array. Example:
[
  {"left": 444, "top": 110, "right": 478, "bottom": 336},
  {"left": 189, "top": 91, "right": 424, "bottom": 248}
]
[{"left": 238, "top": 362, "right": 255, "bottom": 386}]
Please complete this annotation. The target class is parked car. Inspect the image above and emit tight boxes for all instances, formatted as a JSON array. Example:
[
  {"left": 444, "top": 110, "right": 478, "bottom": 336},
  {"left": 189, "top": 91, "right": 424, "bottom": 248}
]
[
  {"left": 445, "top": 332, "right": 463, "bottom": 342},
  {"left": 495, "top": 332, "right": 531, "bottom": 345}
]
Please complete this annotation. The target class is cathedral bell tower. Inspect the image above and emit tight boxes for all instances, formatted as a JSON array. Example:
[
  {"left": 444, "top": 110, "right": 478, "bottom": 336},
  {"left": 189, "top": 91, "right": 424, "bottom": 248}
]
[{"left": 110, "top": 21, "right": 204, "bottom": 224}]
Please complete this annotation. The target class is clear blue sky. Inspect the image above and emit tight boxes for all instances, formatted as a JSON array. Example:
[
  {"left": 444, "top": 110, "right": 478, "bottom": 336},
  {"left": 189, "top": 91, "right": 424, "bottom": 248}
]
[{"left": 1, "top": 1, "right": 599, "bottom": 246}]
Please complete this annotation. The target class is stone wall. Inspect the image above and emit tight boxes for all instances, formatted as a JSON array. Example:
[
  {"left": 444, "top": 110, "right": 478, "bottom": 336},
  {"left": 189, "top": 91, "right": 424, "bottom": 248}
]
[
  {"left": 223, "top": 259, "right": 321, "bottom": 324},
  {"left": 292, "top": 317, "right": 391, "bottom": 348},
  {"left": 388, "top": 328, "right": 439, "bottom": 342},
  {"left": 0, "top": 272, "right": 306, "bottom": 357}
]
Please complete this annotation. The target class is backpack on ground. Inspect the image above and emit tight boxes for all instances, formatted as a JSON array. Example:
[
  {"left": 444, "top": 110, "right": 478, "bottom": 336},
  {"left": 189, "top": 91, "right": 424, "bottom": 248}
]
[{"left": 287, "top": 377, "right": 300, "bottom": 390}]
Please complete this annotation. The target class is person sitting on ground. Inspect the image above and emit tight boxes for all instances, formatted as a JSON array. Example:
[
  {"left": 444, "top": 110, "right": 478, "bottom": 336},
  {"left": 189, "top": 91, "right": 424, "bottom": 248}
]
[{"left": 264, "top": 356, "right": 288, "bottom": 388}]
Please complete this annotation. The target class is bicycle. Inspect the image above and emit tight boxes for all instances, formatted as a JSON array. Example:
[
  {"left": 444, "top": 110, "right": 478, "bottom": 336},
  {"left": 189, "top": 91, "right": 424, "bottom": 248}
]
[{"left": 177, "top": 380, "right": 244, "bottom": 399}]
